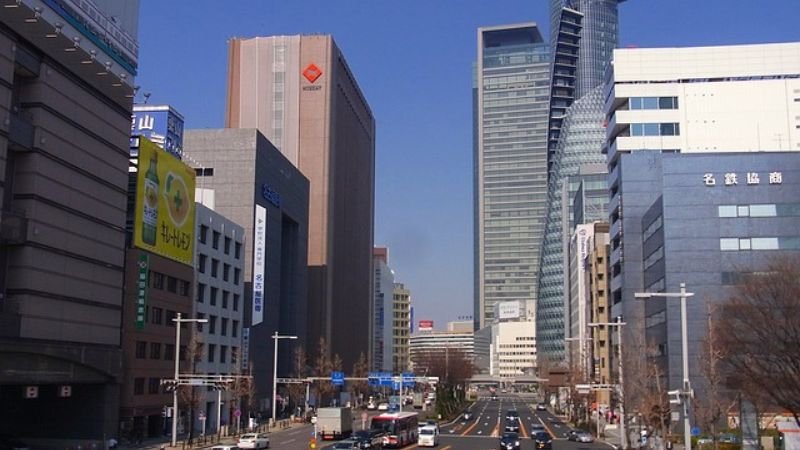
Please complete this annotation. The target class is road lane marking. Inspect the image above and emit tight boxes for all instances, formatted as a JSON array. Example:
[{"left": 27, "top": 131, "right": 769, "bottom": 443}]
[
  {"left": 491, "top": 424, "right": 499, "bottom": 437},
  {"left": 461, "top": 419, "right": 480, "bottom": 436},
  {"left": 539, "top": 416, "right": 557, "bottom": 437},
  {"left": 520, "top": 418, "right": 529, "bottom": 438}
]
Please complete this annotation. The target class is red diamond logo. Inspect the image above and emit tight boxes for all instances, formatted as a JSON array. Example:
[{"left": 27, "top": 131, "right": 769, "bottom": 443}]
[{"left": 302, "top": 63, "right": 322, "bottom": 83}]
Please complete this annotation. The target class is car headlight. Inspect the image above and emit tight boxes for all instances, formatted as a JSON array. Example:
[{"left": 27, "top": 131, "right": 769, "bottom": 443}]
[{"left": 515, "top": 441, "right": 520, "bottom": 446}]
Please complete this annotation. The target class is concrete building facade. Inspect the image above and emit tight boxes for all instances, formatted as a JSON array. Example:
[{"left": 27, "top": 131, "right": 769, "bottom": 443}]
[
  {"left": 409, "top": 331, "right": 474, "bottom": 373},
  {"left": 184, "top": 128, "right": 309, "bottom": 419},
  {"left": 193, "top": 203, "right": 246, "bottom": 433},
  {"left": 0, "top": 0, "right": 138, "bottom": 441},
  {"left": 474, "top": 23, "right": 551, "bottom": 330},
  {"left": 586, "top": 223, "right": 611, "bottom": 407},
  {"left": 225, "top": 35, "right": 375, "bottom": 370},
  {"left": 372, "top": 247, "right": 395, "bottom": 372},
  {"left": 391, "top": 283, "right": 411, "bottom": 373}
]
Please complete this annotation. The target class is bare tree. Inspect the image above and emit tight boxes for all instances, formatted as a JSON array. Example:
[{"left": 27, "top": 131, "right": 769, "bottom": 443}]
[
  {"left": 694, "top": 302, "right": 732, "bottom": 450},
  {"left": 624, "top": 327, "right": 669, "bottom": 443},
  {"left": 178, "top": 331, "right": 204, "bottom": 440},
  {"left": 714, "top": 256, "right": 800, "bottom": 426},
  {"left": 414, "top": 348, "right": 475, "bottom": 418},
  {"left": 286, "top": 346, "right": 308, "bottom": 415},
  {"left": 350, "top": 352, "right": 369, "bottom": 407},
  {"left": 312, "top": 337, "right": 344, "bottom": 407}
]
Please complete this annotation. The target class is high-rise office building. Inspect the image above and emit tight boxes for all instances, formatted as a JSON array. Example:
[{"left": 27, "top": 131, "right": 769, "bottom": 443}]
[
  {"left": 372, "top": 247, "right": 394, "bottom": 372},
  {"left": 603, "top": 43, "right": 800, "bottom": 426},
  {"left": 392, "top": 283, "right": 411, "bottom": 373},
  {"left": 226, "top": 35, "right": 375, "bottom": 369},
  {"left": 536, "top": 0, "right": 622, "bottom": 365},
  {"left": 474, "top": 24, "right": 551, "bottom": 330},
  {"left": 0, "top": 0, "right": 138, "bottom": 440}
]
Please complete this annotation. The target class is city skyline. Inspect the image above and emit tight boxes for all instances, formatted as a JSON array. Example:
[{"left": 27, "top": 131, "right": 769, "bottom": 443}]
[{"left": 135, "top": 0, "right": 800, "bottom": 329}]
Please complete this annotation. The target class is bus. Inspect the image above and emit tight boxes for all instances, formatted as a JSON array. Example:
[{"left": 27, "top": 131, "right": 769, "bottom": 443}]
[{"left": 370, "top": 411, "right": 419, "bottom": 448}]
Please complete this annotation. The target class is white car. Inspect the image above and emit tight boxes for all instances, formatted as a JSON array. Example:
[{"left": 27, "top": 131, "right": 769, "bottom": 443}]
[
  {"left": 418, "top": 426, "right": 439, "bottom": 447},
  {"left": 377, "top": 402, "right": 390, "bottom": 411},
  {"left": 367, "top": 400, "right": 377, "bottom": 410},
  {"left": 237, "top": 433, "right": 270, "bottom": 449}
]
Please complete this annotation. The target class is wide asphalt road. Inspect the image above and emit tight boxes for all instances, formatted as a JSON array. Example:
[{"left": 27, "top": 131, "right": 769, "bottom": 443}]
[{"left": 270, "top": 393, "right": 616, "bottom": 450}]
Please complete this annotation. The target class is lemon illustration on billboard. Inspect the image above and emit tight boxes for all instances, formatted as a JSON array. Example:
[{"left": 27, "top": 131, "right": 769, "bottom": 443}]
[{"left": 134, "top": 137, "right": 195, "bottom": 265}]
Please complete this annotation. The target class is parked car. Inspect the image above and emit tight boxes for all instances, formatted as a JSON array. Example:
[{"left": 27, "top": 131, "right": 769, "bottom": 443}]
[
  {"left": 533, "top": 431, "right": 553, "bottom": 450},
  {"left": 499, "top": 431, "right": 521, "bottom": 450},
  {"left": 237, "top": 433, "right": 270, "bottom": 449},
  {"left": 418, "top": 426, "right": 439, "bottom": 447}
]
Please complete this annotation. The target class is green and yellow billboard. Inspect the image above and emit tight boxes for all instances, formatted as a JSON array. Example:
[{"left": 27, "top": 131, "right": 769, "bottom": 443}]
[{"left": 134, "top": 137, "right": 195, "bottom": 265}]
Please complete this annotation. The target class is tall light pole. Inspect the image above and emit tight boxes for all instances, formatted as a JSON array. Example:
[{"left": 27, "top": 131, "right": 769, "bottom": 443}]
[
  {"left": 635, "top": 283, "right": 695, "bottom": 450},
  {"left": 589, "top": 318, "right": 626, "bottom": 449},
  {"left": 171, "top": 312, "right": 208, "bottom": 447},
  {"left": 272, "top": 332, "right": 298, "bottom": 426}
]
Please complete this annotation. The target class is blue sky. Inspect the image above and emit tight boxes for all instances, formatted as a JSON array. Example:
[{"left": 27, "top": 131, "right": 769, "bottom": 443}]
[{"left": 137, "top": 0, "right": 799, "bottom": 330}]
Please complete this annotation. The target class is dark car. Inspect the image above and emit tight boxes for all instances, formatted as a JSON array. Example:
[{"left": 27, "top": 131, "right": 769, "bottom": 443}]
[
  {"left": 505, "top": 410, "right": 520, "bottom": 421},
  {"left": 491, "top": 394, "right": 499, "bottom": 401},
  {"left": 352, "top": 430, "right": 384, "bottom": 449},
  {"left": 504, "top": 418, "right": 520, "bottom": 433},
  {"left": 533, "top": 431, "right": 553, "bottom": 450},
  {"left": 567, "top": 430, "right": 579, "bottom": 441},
  {"left": 499, "top": 432, "right": 521, "bottom": 450},
  {"left": 462, "top": 410, "right": 474, "bottom": 421}
]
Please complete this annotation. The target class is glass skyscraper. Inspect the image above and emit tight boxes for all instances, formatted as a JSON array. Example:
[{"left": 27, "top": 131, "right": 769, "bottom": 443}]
[
  {"left": 537, "top": 0, "right": 624, "bottom": 364},
  {"left": 474, "top": 24, "right": 551, "bottom": 330}
]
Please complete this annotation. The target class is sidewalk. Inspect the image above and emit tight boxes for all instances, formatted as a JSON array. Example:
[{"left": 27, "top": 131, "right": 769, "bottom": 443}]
[{"left": 119, "top": 419, "right": 305, "bottom": 450}]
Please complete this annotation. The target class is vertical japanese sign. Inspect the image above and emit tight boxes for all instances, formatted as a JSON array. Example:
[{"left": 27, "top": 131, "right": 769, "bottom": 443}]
[
  {"left": 252, "top": 205, "right": 266, "bottom": 325},
  {"left": 241, "top": 328, "right": 250, "bottom": 370},
  {"left": 136, "top": 254, "right": 149, "bottom": 330}
]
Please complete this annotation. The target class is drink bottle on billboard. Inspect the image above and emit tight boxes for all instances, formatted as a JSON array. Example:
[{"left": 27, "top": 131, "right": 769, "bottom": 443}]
[{"left": 142, "top": 151, "right": 159, "bottom": 245}]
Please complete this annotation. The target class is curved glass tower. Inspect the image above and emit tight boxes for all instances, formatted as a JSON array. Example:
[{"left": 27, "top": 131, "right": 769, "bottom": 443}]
[{"left": 537, "top": 0, "right": 624, "bottom": 364}]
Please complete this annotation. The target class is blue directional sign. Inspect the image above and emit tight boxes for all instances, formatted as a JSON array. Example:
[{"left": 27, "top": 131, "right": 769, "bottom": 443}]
[
  {"left": 368, "top": 372, "right": 380, "bottom": 387},
  {"left": 402, "top": 373, "right": 415, "bottom": 388},
  {"left": 331, "top": 371, "right": 345, "bottom": 386},
  {"left": 379, "top": 372, "right": 393, "bottom": 387},
  {"left": 691, "top": 427, "right": 702, "bottom": 437},
  {"left": 392, "top": 380, "right": 401, "bottom": 391}
]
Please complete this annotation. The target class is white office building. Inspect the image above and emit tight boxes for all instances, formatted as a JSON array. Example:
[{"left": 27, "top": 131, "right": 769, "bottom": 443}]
[{"left": 193, "top": 203, "right": 246, "bottom": 433}]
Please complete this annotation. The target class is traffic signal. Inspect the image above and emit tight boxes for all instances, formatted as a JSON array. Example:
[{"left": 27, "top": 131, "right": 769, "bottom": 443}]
[{"left": 160, "top": 379, "right": 178, "bottom": 392}]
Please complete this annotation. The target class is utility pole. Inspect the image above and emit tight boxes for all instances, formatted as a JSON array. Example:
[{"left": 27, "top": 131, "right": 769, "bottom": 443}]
[{"left": 589, "top": 318, "right": 627, "bottom": 449}]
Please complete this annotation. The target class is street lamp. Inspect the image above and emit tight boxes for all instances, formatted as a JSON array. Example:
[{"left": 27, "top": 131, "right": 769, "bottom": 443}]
[
  {"left": 171, "top": 312, "right": 208, "bottom": 447},
  {"left": 589, "top": 317, "right": 626, "bottom": 449},
  {"left": 272, "top": 332, "right": 298, "bottom": 426},
  {"left": 635, "top": 282, "right": 695, "bottom": 450}
]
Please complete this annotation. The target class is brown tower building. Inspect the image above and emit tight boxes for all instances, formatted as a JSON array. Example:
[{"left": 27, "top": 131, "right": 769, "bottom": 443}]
[{"left": 226, "top": 36, "right": 375, "bottom": 369}]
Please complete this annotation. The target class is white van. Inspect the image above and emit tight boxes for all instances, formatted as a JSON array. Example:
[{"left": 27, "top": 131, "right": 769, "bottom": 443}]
[{"left": 418, "top": 425, "right": 438, "bottom": 447}]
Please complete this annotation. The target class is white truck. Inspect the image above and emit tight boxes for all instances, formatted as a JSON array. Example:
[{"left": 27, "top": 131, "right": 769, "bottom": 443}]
[{"left": 317, "top": 407, "right": 353, "bottom": 441}]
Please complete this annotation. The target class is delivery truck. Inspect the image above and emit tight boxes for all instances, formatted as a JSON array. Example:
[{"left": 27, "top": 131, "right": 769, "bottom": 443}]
[{"left": 317, "top": 407, "right": 353, "bottom": 440}]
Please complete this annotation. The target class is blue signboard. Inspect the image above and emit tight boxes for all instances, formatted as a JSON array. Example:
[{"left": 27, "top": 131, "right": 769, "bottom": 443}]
[
  {"left": 368, "top": 372, "right": 381, "bottom": 387},
  {"left": 379, "top": 372, "right": 393, "bottom": 387},
  {"left": 691, "top": 427, "right": 701, "bottom": 437},
  {"left": 402, "top": 373, "right": 415, "bottom": 388},
  {"left": 131, "top": 105, "right": 185, "bottom": 159},
  {"left": 331, "top": 371, "right": 345, "bottom": 386}
]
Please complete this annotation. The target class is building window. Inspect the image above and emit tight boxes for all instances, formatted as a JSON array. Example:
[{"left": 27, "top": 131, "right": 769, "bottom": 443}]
[
  {"left": 221, "top": 318, "right": 228, "bottom": 336},
  {"left": 223, "top": 263, "right": 230, "bottom": 282},
  {"left": 234, "top": 268, "right": 241, "bottom": 285},
  {"left": 150, "top": 342, "right": 161, "bottom": 360},
  {"left": 232, "top": 320, "right": 239, "bottom": 338},
  {"left": 209, "top": 315, "right": 217, "bottom": 334},
  {"left": 222, "top": 291, "right": 229, "bottom": 309},
  {"left": 224, "top": 236, "right": 232, "bottom": 254},
  {"left": 208, "top": 344, "right": 216, "bottom": 363},
  {"left": 198, "top": 254, "right": 207, "bottom": 273},
  {"left": 210, "top": 287, "right": 218, "bottom": 306},
  {"left": 151, "top": 271, "right": 164, "bottom": 289},
  {"left": 200, "top": 225, "right": 209, "bottom": 244},
  {"left": 167, "top": 276, "right": 177, "bottom": 293},
  {"left": 629, "top": 96, "right": 678, "bottom": 110},
  {"left": 134, "top": 378, "right": 145, "bottom": 395},
  {"left": 136, "top": 341, "right": 147, "bottom": 359},
  {"left": 630, "top": 122, "right": 680, "bottom": 137},
  {"left": 164, "top": 344, "right": 175, "bottom": 361},
  {"left": 233, "top": 294, "right": 240, "bottom": 311},
  {"left": 212, "top": 231, "right": 220, "bottom": 250},
  {"left": 220, "top": 345, "right": 228, "bottom": 363},
  {"left": 179, "top": 280, "right": 190, "bottom": 296},
  {"left": 151, "top": 307, "right": 163, "bottom": 325},
  {"left": 166, "top": 310, "right": 176, "bottom": 326},
  {"left": 211, "top": 259, "right": 219, "bottom": 277},
  {"left": 179, "top": 346, "right": 187, "bottom": 362},
  {"left": 235, "top": 242, "right": 242, "bottom": 259},
  {"left": 148, "top": 378, "right": 160, "bottom": 394},
  {"left": 197, "top": 283, "right": 206, "bottom": 303}
]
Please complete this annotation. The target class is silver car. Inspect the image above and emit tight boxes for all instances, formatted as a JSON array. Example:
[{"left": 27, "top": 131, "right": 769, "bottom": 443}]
[{"left": 237, "top": 433, "right": 270, "bottom": 449}]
